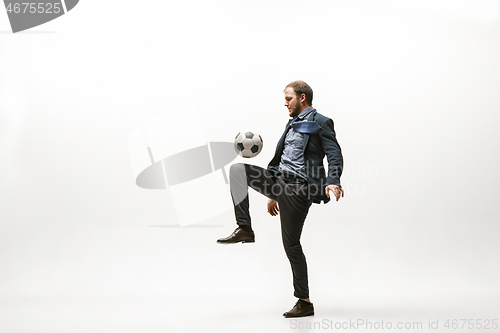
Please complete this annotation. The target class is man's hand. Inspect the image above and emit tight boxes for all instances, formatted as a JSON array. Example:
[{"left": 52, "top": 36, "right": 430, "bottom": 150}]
[
  {"left": 325, "top": 185, "right": 344, "bottom": 201},
  {"left": 267, "top": 199, "right": 279, "bottom": 216}
]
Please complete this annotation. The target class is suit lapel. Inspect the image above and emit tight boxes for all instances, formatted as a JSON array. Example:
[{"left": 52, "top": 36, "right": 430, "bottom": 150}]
[{"left": 276, "top": 119, "right": 293, "bottom": 154}]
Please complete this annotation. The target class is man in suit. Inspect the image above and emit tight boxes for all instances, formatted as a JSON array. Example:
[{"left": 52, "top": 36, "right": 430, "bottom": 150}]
[{"left": 217, "top": 80, "right": 344, "bottom": 317}]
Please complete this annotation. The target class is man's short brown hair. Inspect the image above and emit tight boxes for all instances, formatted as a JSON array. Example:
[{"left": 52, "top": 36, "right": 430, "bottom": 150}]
[{"left": 285, "top": 80, "right": 313, "bottom": 106}]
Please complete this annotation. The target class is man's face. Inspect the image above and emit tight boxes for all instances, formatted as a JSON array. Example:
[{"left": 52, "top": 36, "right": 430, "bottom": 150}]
[{"left": 284, "top": 87, "right": 303, "bottom": 118}]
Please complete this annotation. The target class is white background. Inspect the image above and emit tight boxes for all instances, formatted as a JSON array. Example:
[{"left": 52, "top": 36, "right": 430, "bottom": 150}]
[{"left": 1, "top": 1, "right": 500, "bottom": 332}]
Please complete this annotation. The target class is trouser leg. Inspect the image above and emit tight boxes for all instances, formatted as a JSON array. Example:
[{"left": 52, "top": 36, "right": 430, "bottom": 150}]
[
  {"left": 277, "top": 179, "right": 313, "bottom": 299},
  {"left": 229, "top": 163, "right": 278, "bottom": 228}
]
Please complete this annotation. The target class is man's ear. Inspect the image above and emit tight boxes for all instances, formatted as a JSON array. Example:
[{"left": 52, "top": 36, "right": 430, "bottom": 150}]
[{"left": 300, "top": 93, "right": 307, "bottom": 104}]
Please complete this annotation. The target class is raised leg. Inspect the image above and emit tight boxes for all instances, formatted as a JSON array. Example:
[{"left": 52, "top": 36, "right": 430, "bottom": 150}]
[{"left": 229, "top": 163, "right": 279, "bottom": 228}]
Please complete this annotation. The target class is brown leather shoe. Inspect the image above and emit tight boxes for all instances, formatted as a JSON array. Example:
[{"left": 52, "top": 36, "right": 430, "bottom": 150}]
[
  {"left": 283, "top": 299, "right": 314, "bottom": 318},
  {"left": 217, "top": 227, "right": 255, "bottom": 244}
]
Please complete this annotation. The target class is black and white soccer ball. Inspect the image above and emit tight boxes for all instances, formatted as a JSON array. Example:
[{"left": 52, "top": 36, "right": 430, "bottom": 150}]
[{"left": 234, "top": 131, "right": 263, "bottom": 158}]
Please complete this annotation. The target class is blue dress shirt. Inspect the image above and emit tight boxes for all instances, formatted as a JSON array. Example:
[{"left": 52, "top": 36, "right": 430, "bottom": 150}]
[{"left": 278, "top": 107, "right": 315, "bottom": 180}]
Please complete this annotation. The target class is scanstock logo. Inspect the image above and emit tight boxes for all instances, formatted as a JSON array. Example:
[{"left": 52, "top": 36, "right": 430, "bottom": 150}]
[{"left": 3, "top": 0, "right": 79, "bottom": 33}]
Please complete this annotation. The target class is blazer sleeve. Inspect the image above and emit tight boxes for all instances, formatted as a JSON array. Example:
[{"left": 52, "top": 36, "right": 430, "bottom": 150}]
[{"left": 318, "top": 118, "right": 343, "bottom": 187}]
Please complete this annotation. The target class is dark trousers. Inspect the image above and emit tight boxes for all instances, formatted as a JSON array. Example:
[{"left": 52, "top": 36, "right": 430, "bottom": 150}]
[{"left": 229, "top": 163, "right": 313, "bottom": 299}]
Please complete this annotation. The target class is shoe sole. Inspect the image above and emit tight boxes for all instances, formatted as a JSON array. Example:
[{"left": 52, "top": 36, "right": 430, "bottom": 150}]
[
  {"left": 283, "top": 312, "right": 314, "bottom": 318},
  {"left": 217, "top": 239, "right": 255, "bottom": 244}
]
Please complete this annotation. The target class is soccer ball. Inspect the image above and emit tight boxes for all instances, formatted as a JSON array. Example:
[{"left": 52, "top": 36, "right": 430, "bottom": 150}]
[{"left": 234, "top": 131, "right": 263, "bottom": 158}]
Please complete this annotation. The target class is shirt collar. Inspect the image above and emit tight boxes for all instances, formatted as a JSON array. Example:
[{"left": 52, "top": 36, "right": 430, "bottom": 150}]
[{"left": 294, "top": 106, "right": 314, "bottom": 121}]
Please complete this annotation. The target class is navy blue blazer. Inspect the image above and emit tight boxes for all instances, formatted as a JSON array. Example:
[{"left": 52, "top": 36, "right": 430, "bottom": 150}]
[{"left": 267, "top": 109, "right": 343, "bottom": 204}]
